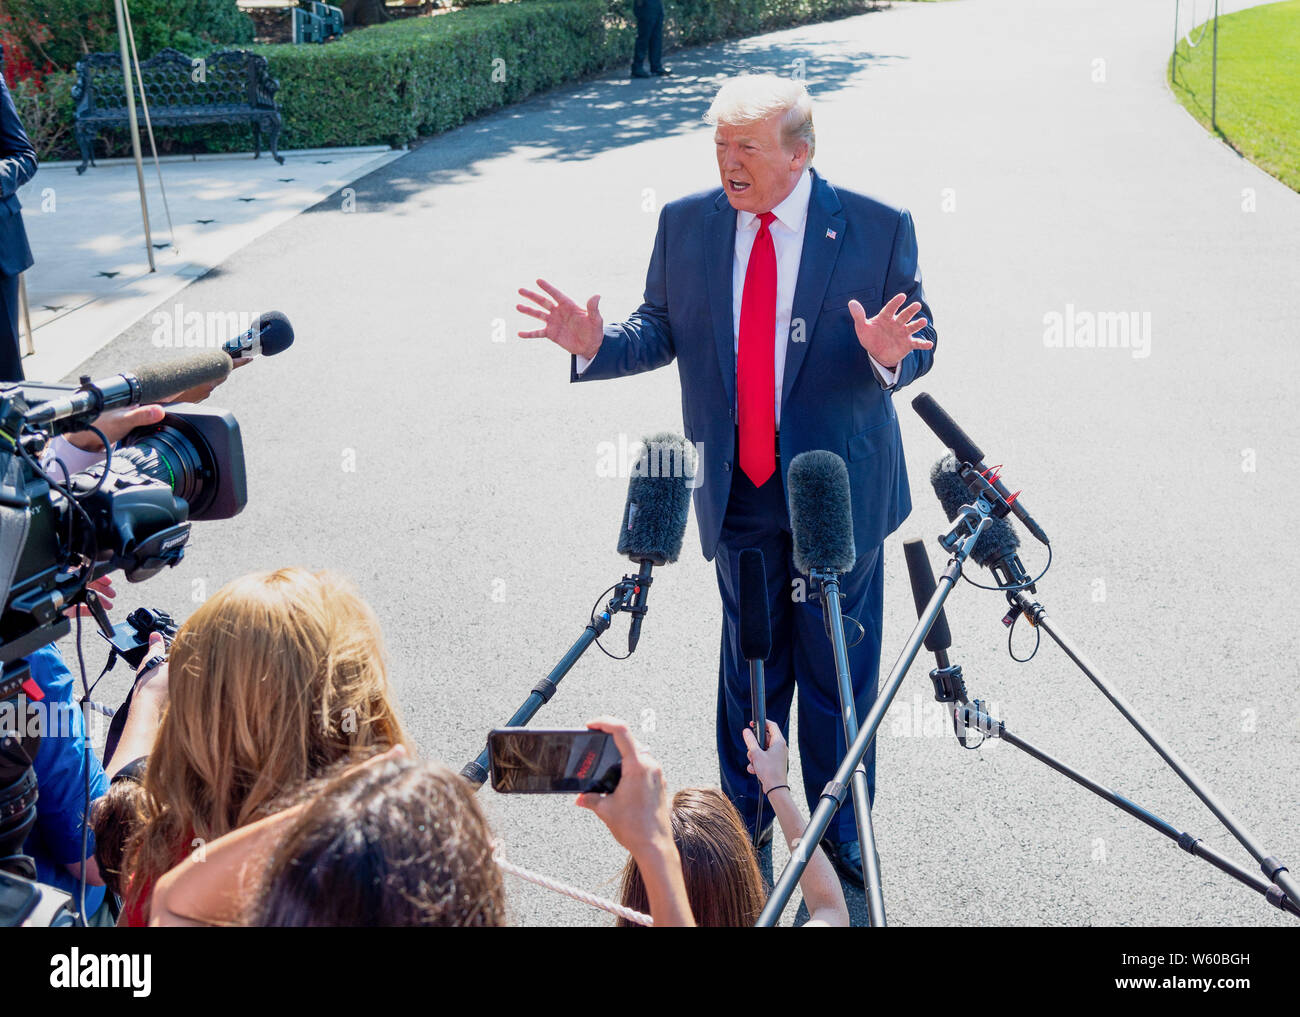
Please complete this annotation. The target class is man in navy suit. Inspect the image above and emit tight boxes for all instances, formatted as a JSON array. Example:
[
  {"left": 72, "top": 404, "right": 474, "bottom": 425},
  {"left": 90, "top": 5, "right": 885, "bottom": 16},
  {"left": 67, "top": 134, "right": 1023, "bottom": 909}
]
[
  {"left": 517, "top": 74, "right": 936, "bottom": 886},
  {"left": 0, "top": 72, "right": 37, "bottom": 382}
]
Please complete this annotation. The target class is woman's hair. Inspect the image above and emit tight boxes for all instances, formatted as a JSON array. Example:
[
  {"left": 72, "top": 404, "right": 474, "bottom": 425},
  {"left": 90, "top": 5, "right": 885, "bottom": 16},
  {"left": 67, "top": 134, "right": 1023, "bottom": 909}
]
[
  {"left": 618, "top": 787, "right": 764, "bottom": 927},
  {"left": 122, "top": 567, "right": 408, "bottom": 920},
  {"left": 91, "top": 776, "right": 146, "bottom": 900},
  {"left": 250, "top": 755, "right": 506, "bottom": 927}
]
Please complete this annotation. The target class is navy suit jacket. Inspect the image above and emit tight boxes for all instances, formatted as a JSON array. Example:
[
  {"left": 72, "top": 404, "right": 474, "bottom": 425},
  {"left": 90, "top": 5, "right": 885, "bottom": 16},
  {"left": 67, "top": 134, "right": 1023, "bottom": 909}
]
[
  {"left": 573, "top": 169, "right": 937, "bottom": 561},
  {"left": 0, "top": 75, "right": 37, "bottom": 279}
]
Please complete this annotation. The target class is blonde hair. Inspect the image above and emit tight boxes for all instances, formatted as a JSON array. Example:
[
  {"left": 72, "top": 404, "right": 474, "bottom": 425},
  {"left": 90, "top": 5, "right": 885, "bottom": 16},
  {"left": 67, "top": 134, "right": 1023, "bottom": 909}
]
[
  {"left": 705, "top": 73, "right": 815, "bottom": 160},
  {"left": 123, "top": 567, "right": 409, "bottom": 921}
]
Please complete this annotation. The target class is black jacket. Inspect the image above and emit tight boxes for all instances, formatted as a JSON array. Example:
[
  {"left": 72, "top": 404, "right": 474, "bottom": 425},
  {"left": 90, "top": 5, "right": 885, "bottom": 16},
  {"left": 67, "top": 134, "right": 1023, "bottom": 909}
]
[{"left": 0, "top": 75, "right": 36, "bottom": 278}]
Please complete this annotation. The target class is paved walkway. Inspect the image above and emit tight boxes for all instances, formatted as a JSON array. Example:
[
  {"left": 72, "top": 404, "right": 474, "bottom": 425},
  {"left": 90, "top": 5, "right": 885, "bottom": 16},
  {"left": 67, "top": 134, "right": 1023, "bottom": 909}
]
[
  {"left": 16, "top": 146, "right": 403, "bottom": 381},
  {"left": 54, "top": 0, "right": 1300, "bottom": 926}
]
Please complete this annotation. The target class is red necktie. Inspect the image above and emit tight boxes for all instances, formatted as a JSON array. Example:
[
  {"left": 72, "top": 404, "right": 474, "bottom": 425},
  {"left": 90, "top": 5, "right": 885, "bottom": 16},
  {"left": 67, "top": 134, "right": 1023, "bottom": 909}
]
[{"left": 737, "top": 211, "right": 777, "bottom": 487}]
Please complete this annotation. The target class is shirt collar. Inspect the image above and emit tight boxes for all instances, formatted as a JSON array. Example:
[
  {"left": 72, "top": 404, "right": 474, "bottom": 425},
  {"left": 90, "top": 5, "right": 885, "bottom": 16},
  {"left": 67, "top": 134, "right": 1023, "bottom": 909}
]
[{"left": 738, "top": 168, "right": 813, "bottom": 234}]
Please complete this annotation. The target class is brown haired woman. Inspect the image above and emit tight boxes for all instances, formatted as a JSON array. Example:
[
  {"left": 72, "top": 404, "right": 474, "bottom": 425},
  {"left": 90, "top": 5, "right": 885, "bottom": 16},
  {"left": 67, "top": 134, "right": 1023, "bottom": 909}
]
[
  {"left": 117, "top": 567, "right": 409, "bottom": 926},
  {"left": 149, "top": 723, "right": 696, "bottom": 927},
  {"left": 618, "top": 721, "right": 849, "bottom": 927}
]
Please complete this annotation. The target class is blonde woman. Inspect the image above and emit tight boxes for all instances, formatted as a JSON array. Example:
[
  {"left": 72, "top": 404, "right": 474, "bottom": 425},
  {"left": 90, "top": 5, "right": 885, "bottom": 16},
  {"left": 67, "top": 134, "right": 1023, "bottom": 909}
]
[{"left": 117, "top": 567, "right": 408, "bottom": 926}]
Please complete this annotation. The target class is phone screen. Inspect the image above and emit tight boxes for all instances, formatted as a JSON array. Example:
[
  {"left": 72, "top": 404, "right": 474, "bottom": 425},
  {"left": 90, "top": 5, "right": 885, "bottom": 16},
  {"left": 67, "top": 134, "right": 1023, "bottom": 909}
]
[{"left": 488, "top": 729, "right": 622, "bottom": 794}]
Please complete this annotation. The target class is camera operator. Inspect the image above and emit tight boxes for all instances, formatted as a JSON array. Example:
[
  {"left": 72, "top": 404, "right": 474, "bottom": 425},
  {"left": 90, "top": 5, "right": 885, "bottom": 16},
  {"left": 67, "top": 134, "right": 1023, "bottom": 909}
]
[
  {"left": 12, "top": 400, "right": 186, "bottom": 922},
  {"left": 21, "top": 616, "right": 168, "bottom": 923},
  {"left": 11, "top": 381, "right": 235, "bottom": 922}
]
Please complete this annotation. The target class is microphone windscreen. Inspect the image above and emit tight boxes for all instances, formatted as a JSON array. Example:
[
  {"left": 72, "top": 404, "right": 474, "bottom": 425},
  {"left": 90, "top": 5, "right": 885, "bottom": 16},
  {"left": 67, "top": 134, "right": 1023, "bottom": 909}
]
[
  {"left": 617, "top": 433, "right": 694, "bottom": 565},
  {"left": 788, "top": 450, "right": 856, "bottom": 575},
  {"left": 738, "top": 548, "right": 771, "bottom": 661},
  {"left": 133, "top": 351, "right": 231, "bottom": 405},
  {"left": 912, "top": 392, "right": 984, "bottom": 465},
  {"left": 929, "top": 454, "right": 1020, "bottom": 569},
  {"left": 903, "top": 538, "right": 952, "bottom": 653},
  {"left": 255, "top": 311, "right": 294, "bottom": 356}
]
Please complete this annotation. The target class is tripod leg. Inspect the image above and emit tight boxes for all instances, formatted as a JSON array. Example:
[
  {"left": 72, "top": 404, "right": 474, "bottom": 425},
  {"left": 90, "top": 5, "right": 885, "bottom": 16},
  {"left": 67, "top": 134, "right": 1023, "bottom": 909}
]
[
  {"left": 1015, "top": 593, "right": 1300, "bottom": 913},
  {"left": 822, "top": 574, "right": 887, "bottom": 926}
]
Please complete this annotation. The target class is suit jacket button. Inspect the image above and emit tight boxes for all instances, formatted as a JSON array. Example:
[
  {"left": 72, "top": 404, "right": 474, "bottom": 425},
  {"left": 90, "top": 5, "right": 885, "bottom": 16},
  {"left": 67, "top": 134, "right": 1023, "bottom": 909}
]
[{"left": 722, "top": 462, "right": 731, "bottom": 472}]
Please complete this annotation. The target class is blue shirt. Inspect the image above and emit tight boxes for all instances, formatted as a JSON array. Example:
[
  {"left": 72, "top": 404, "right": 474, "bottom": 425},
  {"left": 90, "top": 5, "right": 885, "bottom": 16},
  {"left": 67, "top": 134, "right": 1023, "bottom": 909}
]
[{"left": 23, "top": 645, "right": 108, "bottom": 914}]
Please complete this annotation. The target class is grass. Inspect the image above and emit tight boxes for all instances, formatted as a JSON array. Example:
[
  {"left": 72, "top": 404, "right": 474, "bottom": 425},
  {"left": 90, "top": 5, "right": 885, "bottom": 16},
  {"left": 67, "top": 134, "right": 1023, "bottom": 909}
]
[{"left": 1168, "top": 0, "right": 1300, "bottom": 192}]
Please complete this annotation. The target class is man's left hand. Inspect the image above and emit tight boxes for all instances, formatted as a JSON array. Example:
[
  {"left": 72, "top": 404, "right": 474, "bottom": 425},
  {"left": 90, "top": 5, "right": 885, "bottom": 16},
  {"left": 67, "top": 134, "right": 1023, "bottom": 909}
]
[
  {"left": 64, "top": 404, "right": 165, "bottom": 452},
  {"left": 849, "top": 292, "right": 933, "bottom": 369}
]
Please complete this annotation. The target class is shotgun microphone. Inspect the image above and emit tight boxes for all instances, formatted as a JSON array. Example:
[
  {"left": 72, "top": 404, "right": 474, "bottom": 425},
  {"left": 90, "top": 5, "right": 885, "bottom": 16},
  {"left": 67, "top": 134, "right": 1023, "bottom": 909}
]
[
  {"left": 912, "top": 392, "right": 1049, "bottom": 546},
  {"left": 787, "top": 450, "right": 856, "bottom": 576},
  {"left": 23, "top": 352, "right": 231, "bottom": 430},
  {"left": 618, "top": 433, "right": 694, "bottom": 652}
]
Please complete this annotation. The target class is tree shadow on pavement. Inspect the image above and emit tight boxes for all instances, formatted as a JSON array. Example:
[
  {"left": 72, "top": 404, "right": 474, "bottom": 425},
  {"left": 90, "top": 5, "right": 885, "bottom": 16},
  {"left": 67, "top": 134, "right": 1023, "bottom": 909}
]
[{"left": 307, "top": 30, "right": 904, "bottom": 215}]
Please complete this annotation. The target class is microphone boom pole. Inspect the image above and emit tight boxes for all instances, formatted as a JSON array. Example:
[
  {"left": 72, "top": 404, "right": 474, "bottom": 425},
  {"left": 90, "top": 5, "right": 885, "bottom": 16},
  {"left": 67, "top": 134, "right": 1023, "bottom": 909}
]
[
  {"left": 757, "top": 505, "right": 993, "bottom": 926},
  {"left": 813, "top": 563, "right": 886, "bottom": 928},
  {"left": 459, "top": 575, "right": 642, "bottom": 788}
]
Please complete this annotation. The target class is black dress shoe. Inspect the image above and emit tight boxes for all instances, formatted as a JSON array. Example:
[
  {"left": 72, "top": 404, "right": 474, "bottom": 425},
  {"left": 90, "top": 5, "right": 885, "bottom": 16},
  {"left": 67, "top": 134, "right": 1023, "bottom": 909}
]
[
  {"left": 652, "top": 67, "right": 673, "bottom": 76},
  {"left": 630, "top": 68, "right": 651, "bottom": 79},
  {"left": 823, "top": 838, "right": 865, "bottom": 888}
]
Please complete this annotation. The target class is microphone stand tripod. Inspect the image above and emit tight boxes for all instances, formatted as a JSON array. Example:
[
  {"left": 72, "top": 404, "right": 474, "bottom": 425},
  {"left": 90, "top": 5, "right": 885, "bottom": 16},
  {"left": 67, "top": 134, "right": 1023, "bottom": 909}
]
[
  {"left": 460, "top": 562, "right": 653, "bottom": 789},
  {"left": 809, "top": 567, "right": 886, "bottom": 927},
  {"left": 1004, "top": 588, "right": 1300, "bottom": 919},
  {"left": 756, "top": 504, "right": 992, "bottom": 926},
  {"left": 929, "top": 463, "right": 1299, "bottom": 921},
  {"left": 948, "top": 697, "right": 1300, "bottom": 919}
]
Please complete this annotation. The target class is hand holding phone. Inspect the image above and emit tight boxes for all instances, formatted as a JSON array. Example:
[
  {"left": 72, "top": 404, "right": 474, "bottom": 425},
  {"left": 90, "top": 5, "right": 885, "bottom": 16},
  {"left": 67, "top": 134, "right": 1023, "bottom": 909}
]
[{"left": 574, "top": 717, "right": 674, "bottom": 858}]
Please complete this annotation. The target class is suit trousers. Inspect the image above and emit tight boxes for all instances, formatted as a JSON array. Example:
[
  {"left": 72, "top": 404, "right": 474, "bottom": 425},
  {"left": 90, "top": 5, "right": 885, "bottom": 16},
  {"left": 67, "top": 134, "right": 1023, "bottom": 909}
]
[
  {"left": 632, "top": 0, "right": 664, "bottom": 74},
  {"left": 0, "top": 273, "right": 24, "bottom": 382},
  {"left": 713, "top": 445, "right": 884, "bottom": 844}
]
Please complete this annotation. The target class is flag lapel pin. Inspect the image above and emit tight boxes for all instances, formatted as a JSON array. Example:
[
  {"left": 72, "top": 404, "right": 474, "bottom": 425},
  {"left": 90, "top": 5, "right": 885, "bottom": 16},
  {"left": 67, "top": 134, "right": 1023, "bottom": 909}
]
[{"left": 825, "top": 227, "right": 837, "bottom": 240}]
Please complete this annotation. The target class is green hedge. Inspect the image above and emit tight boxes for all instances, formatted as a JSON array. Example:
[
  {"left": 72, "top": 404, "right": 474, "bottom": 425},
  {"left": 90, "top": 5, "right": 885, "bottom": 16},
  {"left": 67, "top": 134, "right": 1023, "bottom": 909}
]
[
  {"left": 42, "top": 0, "right": 876, "bottom": 158},
  {"left": 261, "top": 0, "right": 874, "bottom": 149}
]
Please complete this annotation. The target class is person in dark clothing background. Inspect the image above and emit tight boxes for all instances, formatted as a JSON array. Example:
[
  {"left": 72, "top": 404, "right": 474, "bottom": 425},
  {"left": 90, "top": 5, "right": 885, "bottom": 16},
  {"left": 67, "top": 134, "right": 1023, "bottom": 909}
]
[
  {"left": 0, "top": 72, "right": 36, "bottom": 382},
  {"left": 631, "top": 0, "right": 671, "bottom": 79}
]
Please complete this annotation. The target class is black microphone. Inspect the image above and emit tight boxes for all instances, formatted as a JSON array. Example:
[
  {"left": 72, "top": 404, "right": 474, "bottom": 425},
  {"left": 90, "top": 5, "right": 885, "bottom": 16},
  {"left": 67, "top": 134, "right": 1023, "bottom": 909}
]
[
  {"left": 24, "top": 352, "right": 231, "bottom": 429},
  {"left": 221, "top": 311, "right": 294, "bottom": 360},
  {"left": 903, "top": 537, "right": 951, "bottom": 660},
  {"left": 739, "top": 548, "right": 770, "bottom": 750},
  {"left": 930, "top": 454, "right": 1033, "bottom": 590},
  {"left": 911, "top": 392, "right": 1049, "bottom": 546},
  {"left": 618, "top": 433, "right": 694, "bottom": 652},
  {"left": 787, "top": 450, "right": 856, "bottom": 576}
]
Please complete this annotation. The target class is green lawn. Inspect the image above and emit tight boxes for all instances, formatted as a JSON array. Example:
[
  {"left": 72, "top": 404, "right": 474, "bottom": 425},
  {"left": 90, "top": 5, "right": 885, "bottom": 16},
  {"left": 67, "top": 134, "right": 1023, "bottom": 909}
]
[{"left": 1169, "top": 0, "right": 1300, "bottom": 192}]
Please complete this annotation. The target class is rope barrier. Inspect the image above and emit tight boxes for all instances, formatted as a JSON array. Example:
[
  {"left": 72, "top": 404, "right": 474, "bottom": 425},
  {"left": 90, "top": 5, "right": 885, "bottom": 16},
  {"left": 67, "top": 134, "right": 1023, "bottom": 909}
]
[{"left": 492, "top": 841, "right": 653, "bottom": 927}]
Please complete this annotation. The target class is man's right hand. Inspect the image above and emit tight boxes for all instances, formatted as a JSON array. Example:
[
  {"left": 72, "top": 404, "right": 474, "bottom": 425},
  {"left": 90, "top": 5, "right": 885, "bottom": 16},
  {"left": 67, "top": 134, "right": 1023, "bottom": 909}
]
[{"left": 516, "top": 279, "right": 604, "bottom": 361}]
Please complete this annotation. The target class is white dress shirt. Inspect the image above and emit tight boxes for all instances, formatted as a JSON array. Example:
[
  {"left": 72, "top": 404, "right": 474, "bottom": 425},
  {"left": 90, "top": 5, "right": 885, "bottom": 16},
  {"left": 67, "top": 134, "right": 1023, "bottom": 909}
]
[{"left": 578, "top": 168, "right": 898, "bottom": 420}]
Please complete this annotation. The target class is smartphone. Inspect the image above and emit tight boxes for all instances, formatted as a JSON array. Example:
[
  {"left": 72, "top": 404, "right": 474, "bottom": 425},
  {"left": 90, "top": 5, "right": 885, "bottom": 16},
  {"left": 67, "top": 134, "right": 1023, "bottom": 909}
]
[{"left": 488, "top": 728, "right": 622, "bottom": 794}]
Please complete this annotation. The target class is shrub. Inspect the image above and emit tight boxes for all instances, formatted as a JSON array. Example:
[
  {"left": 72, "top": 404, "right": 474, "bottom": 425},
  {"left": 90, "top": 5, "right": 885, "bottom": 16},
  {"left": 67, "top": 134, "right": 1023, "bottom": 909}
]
[
  {"left": 26, "top": 0, "right": 875, "bottom": 156},
  {"left": 1, "top": 0, "right": 252, "bottom": 77},
  {"left": 9, "top": 71, "right": 78, "bottom": 161},
  {"left": 257, "top": 0, "right": 872, "bottom": 149}
]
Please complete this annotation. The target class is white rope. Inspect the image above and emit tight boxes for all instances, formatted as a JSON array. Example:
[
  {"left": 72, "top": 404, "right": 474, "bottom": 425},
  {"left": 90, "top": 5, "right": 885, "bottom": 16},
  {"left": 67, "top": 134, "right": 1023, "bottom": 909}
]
[{"left": 492, "top": 842, "right": 653, "bottom": 927}]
